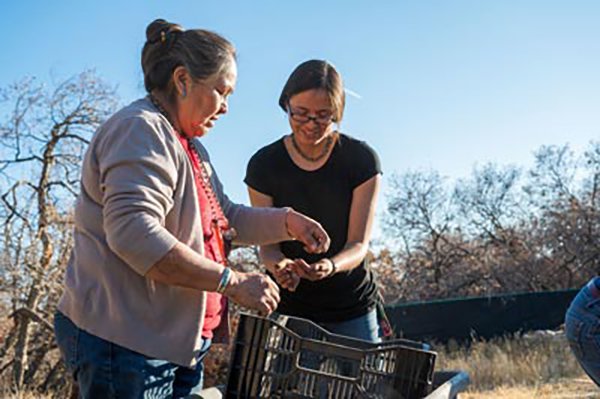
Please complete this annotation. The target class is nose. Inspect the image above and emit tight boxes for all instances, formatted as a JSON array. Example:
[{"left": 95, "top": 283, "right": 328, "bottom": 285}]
[{"left": 218, "top": 98, "right": 229, "bottom": 115}]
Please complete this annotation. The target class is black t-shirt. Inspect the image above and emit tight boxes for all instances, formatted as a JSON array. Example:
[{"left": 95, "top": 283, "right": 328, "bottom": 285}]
[{"left": 244, "top": 133, "right": 382, "bottom": 322}]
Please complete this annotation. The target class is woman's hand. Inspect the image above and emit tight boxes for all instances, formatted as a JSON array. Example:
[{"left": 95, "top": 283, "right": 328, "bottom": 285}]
[
  {"left": 286, "top": 209, "right": 330, "bottom": 254},
  {"left": 272, "top": 258, "right": 301, "bottom": 292},
  {"left": 293, "top": 258, "right": 335, "bottom": 281},
  {"left": 224, "top": 271, "right": 280, "bottom": 316}
]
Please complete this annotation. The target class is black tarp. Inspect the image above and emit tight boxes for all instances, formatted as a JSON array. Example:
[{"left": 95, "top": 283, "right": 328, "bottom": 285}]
[{"left": 384, "top": 289, "right": 579, "bottom": 343}]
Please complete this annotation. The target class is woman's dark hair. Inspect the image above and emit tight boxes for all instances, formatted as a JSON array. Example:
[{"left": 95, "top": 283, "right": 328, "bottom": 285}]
[
  {"left": 141, "top": 19, "right": 236, "bottom": 96},
  {"left": 278, "top": 60, "right": 345, "bottom": 123}
]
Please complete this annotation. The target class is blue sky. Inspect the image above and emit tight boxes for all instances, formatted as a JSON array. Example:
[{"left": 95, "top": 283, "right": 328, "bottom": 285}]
[{"left": 2, "top": 1, "right": 600, "bottom": 237}]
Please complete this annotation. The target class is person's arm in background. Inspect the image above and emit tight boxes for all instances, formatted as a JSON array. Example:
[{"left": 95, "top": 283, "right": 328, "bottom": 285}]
[{"left": 295, "top": 174, "right": 381, "bottom": 281}]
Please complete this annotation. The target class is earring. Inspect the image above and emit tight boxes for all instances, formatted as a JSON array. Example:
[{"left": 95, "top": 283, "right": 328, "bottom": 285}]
[{"left": 181, "top": 85, "right": 187, "bottom": 98}]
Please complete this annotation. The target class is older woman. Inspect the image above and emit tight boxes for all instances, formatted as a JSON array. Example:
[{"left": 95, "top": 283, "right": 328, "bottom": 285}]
[
  {"left": 54, "top": 20, "right": 329, "bottom": 398},
  {"left": 245, "top": 60, "right": 382, "bottom": 342}
]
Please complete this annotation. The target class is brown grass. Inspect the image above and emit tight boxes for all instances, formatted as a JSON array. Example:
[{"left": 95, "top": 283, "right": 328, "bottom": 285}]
[
  {"left": 462, "top": 378, "right": 599, "bottom": 398},
  {"left": 435, "top": 330, "right": 598, "bottom": 397}
]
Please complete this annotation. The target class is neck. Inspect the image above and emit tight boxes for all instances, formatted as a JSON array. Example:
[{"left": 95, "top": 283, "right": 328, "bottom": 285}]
[
  {"left": 150, "top": 91, "right": 183, "bottom": 135},
  {"left": 291, "top": 134, "right": 333, "bottom": 162}
]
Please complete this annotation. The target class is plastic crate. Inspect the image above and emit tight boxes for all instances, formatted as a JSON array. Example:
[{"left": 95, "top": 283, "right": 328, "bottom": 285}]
[{"left": 225, "top": 313, "right": 437, "bottom": 399}]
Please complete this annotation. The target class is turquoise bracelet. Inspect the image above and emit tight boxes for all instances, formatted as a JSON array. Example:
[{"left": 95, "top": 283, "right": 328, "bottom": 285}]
[{"left": 216, "top": 267, "right": 232, "bottom": 294}]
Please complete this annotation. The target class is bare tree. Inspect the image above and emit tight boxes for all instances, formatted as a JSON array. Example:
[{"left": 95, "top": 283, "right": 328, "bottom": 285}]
[
  {"left": 379, "top": 142, "right": 600, "bottom": 305},
  {"left": 381, "top": 170, "right": 473, "bottom": 300},
  {"left": 0, "top": 71, "right": 117, "bottom": 395}
]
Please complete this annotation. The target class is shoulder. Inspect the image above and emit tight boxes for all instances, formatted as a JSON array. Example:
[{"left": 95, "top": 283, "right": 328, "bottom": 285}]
[
  {"left": 93, "top": 98, "right": 182, "bottom": 164},
  {"left": 98, "top": 99, "right": 177, "bottom": 149},
  {"left": 103, "top": 98, "right": 171, "bottom": 138},
  {"left": 337, "top": 133, "right": 380, "bottom": 166}
]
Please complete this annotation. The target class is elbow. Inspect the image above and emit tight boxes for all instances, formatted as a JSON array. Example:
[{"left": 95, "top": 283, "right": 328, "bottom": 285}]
[
  {"left": 105, "top": 217, "right": 137, "bottom": 261},
  {"left": 349, "top": 241, "right": 370, "bottom": 261},
  {"left": 146, "top": 262, "right": 177, "bottom": 285}
]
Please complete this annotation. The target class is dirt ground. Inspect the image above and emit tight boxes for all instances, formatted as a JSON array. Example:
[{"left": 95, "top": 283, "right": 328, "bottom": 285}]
[{"left": 463, "top": 377, "right": 599, "bottom": 399}]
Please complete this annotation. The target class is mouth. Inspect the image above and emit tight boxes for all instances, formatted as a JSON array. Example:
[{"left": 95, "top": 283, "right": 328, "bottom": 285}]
[{"left": 300, "top": 129, "right": 324, "bottom": 141}]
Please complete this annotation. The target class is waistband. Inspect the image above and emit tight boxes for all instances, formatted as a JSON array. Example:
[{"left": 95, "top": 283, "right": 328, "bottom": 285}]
[{"left": 586, "top": 277, "right": 600, "bottom": 299}]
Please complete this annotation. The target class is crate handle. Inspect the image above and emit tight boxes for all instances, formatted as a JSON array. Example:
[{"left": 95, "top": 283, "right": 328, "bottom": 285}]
[{"left": 294, "top": 339, "right": 363, "bottom": 381}]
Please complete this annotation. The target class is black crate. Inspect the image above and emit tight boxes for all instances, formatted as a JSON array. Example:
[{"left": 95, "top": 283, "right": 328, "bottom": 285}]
[{"left": 225, "top": 313, "right": 437, "bottom": 399}]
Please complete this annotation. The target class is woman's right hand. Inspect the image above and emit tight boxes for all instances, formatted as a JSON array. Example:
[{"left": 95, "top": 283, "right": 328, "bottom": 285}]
[
  {"left": 271, "top": 258, "right": 301, "bottom": 292},
  {"left": 285, "top": 209, "right": 331, "bottom": 254},
  {"left": 224, "top": 271, "right": 280, "bottom": 316}
]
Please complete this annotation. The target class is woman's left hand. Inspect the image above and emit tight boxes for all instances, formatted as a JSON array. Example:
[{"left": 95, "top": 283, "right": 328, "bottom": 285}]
[
  {"left": 293, "top": 258, "right": 334, "bottom": 281},
  {"left": 285, "top": 209, "right": 330, "bottom": 254}
]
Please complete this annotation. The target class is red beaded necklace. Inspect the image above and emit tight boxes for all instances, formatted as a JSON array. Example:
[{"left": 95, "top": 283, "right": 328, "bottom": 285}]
[{"left": 148, "top": 94, "right": 236, "bottom": 250}]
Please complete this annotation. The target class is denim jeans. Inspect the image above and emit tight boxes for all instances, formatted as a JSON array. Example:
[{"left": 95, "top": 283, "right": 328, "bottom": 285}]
[
  {"left": 319, "top": 308, "right": 381, "bottom": 343},
  {"left": 54, "top": 311, "right": 212, "bottom": 398},
  {"left": 565, "top": 278, "right": 600, "bottom": 387}
]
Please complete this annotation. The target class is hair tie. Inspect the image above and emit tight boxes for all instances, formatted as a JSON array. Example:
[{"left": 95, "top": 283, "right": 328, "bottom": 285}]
[{"left": 160, "top": 31, "right": 167, "bottom": 43}]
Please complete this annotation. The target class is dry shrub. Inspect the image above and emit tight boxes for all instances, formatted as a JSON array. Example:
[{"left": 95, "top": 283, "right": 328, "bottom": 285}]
[
  {"left": 436, "top": 330, "right": 586, "bottom": 392},
  {"left": 461, "top": 378, "right": 598, "bottom": 399}
]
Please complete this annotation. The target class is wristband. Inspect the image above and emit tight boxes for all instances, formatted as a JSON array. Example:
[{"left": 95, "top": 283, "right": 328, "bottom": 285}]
[
  {"left": 216, "top": 267, "right": 232, "bottom": 294},
  {"left": 328, "top": 258, "right": 337, "bottom": 276}
]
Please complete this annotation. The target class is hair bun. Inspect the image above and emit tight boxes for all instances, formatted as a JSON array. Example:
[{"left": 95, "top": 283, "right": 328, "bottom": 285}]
[{"left": 146, "top": 19, "right": 184, "bottom": 44}]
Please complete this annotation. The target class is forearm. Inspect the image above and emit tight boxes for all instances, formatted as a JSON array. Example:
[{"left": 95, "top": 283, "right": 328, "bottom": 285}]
[
  {"left": 146, "top": 241, "right": 226, "bottom": 291},
  {"left": 223, "top": 200, "right": 291, "bottom": 245},
  {"left": 330, "top": 241, "right": 370, "bottom": 273}
]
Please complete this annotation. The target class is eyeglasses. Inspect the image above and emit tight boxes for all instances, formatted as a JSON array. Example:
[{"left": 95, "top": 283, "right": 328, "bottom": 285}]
[{"left": 288, "top": 106, "right": 334, "bottom": 125}]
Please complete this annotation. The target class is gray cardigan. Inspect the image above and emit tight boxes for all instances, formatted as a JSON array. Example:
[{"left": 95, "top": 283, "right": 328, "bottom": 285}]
[{"left": 58, "top": 98, "right": 289, "bottom": 366}]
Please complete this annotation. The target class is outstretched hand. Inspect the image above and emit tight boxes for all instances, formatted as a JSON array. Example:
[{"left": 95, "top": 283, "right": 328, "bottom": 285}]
[
  {"left": 285, "top": 209, "right": 330, "bottom": 254},
  {"left": 293, "top": 258, "right": 335, "bottom": 282},
  {"left": 271, "top": 258, "right": 301, "bottom": 292}
]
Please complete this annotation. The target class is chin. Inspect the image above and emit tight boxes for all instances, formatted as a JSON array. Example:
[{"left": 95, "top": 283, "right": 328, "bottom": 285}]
[
  {"left": 193, "top": 127, "right": 209, "bottom": 138},
  {"left": 300, "top": 132, "right": 325, "bottom": 144}
]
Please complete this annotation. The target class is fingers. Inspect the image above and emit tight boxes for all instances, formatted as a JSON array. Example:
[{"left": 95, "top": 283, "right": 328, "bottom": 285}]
[
  {"left": 226, "top": 272, "right": 280, "bottom": 316},
  {"left": 293, "top": 258, "right": 312, "bottom": 274},
  {"left": 276, "top": 272, "right": 294, "bottom": 290},
  {"left": 260, "top": 277, "right": 279, "bottom": 316},
  {"left": 311, "top": 226, "right": 331, "bottom": 254},
  {"left": 279, "top": 269, "right": 300, "bottom": 292},
  {"left": 272, "top": 259, "right": 301, "bottom": 291},
  {"left": 286, "top": 211, "right": 330, "bottom": 254},
  {"left": 301, "top": 227, "right": 330, "bottom": 254}
]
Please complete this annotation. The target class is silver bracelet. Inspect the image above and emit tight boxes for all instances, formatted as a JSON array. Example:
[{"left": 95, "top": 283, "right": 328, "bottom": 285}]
[{"left": 216, "top": 267, "right": 232, "bottom": 294}]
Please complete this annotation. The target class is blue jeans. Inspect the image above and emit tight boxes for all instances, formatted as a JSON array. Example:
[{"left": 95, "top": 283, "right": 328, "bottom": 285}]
[
  {"left": 319, "top": 308, "right": 381, "bottom": 343},
  {"left": 565, "top": 278, "right": 600, "bottom": 387},
  {"left": 54, "top": 311, "right": 212, "bottom": 398}
]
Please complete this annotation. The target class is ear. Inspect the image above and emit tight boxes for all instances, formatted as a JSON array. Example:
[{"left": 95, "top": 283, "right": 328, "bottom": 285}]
[{"left": 172, "top": 66, "right": 190, "bottom": 97}]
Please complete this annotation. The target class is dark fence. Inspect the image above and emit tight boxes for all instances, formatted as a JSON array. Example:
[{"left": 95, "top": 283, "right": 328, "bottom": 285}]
[{"left": 384, "top": 288, "right": 579, "bottom": 343}]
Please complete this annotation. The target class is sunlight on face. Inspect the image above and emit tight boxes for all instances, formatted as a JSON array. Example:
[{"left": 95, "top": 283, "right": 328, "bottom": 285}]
[
  {"left": 288, "top": 88, "right": 335, "bottom": 145},
  {"left": 180, "top": 59, "right": 237, "bottom": 138}
]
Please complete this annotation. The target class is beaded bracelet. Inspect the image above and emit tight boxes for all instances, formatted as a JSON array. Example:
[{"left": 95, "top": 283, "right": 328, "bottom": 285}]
[
  {"left": 328, "top": 258, "right": 337, "bottom": 276},
  {"left": 216, "top": 267, "right": 232, "bottom": 294}
]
